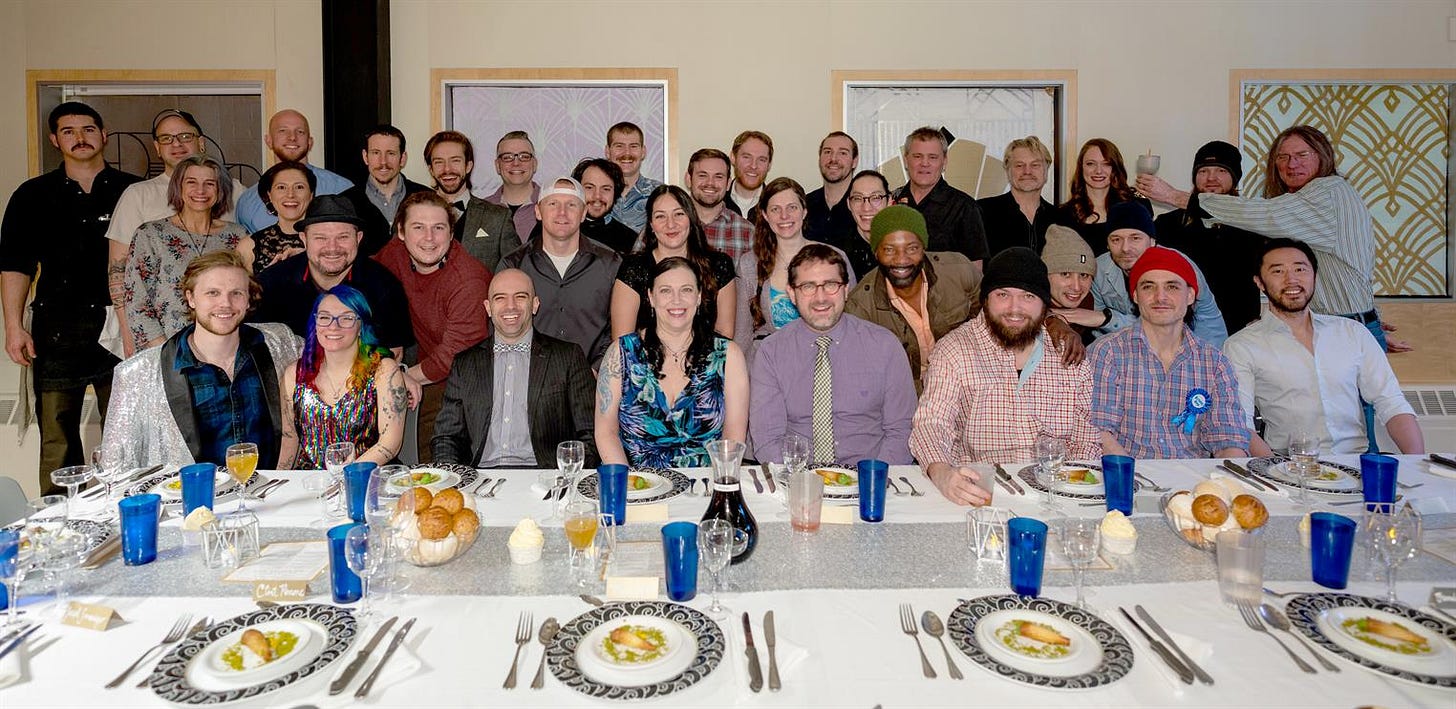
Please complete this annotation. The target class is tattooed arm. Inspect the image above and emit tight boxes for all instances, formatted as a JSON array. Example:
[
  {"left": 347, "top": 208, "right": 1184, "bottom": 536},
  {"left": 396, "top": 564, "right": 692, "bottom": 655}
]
[
  {"left": 361, "top": 358, "right": 407, "bottom": 465},
  {"left": 276, "top": 366, "right": 300, "bottom": 469},
  {"left": 593, "top": 339, "right": 629, "bottom": 465},
  {"left": 107, "top": 238, "right": 135, "bottom": 357}
]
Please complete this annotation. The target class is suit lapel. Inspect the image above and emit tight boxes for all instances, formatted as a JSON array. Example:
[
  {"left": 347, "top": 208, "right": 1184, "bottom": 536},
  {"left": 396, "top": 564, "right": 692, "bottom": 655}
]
[
  {"left": 470, "top": 336, "right": 498, "bottom": 465},
  {"left": 159, "top": 333, "right": 204, "bottom": 461}
]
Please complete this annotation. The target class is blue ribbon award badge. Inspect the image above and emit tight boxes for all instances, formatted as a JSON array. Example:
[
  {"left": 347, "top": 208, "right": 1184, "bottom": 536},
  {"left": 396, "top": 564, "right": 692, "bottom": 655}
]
[{"left": 1171, "top": 388, "right": 1210, "bottom": 434}]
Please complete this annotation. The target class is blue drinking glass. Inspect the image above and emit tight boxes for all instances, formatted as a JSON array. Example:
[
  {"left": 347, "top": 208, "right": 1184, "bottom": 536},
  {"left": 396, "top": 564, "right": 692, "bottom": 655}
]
[
  {"left": 1008, "top": 517, "right": 1049, "bottom": 597},
  {"left": 857, "top": 459, "right": 889, "bottom": 522},
  {"left": 1359, "top": 454, "right": 1398, "bottom": 512},
  {"left": 1310, "top": 512, "right": 1357, "bottom": 589},
  {"left": 327, "top": 522, "right": 363, "bottom": 603},
  {"left": 1101, "top": 455, "right": 1135, "bottom": 515},
  {"left": 343, "top": 461, "right": 378, "bottom": 524},
  {"left": 597, "top": 464, "right": 629, "bottom": 526},
  {"left": 118, "top": 493, "right": 162, "bottom": 565},
  {"left": 661, "top": 521, "right": 699, "bottom": 602},
  {"left": 179, "top": 463, "right": 217, "bottom": 517}
]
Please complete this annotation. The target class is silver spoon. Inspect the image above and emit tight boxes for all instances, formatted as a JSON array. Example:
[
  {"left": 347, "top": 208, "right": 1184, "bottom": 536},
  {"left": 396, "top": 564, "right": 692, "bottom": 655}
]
[
  {"left": 1259, "top": 603, "right": 1339, "bottom": 672},
  {"left": 920, "top": 611, "right": 962, "bottom": 679},
  {"left": 886, "top": 478, "right": 907, "bottom": 496},
  {"left": 899, "top": 476, "right": 925, "bottom": 496},
  {"left": 579, "top": 594, "right": 604, "bottom": 607},
  {"left": 530, "top": 618, "right": 560, "bottom": 689}
]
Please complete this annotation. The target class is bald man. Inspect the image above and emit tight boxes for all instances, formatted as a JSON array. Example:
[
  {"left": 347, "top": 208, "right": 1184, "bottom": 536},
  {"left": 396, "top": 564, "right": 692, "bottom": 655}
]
[
  {"left": 236, "top": 109, "right": 353, "bottom": 232},
  {"left": 430, "top": 268, "right": 599, "bottom": 468}
]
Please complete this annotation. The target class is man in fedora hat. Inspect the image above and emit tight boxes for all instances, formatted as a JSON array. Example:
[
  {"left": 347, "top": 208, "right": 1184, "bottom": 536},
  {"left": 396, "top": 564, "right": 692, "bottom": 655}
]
[{"left": 251, "top": 194, "right": 414, "bottom": 353}]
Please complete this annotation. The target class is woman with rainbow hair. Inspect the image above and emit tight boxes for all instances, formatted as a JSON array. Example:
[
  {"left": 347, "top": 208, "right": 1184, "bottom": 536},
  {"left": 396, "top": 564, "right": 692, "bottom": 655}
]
[{"left": 277, "top": 284, "right": 408, "bottom": 468}]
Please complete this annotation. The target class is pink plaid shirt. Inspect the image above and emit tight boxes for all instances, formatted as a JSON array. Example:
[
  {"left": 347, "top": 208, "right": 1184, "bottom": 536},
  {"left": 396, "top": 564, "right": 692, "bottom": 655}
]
[
  {"left": 703, "top": 207, "right": 754, "bottom": 261},
  {"left": 910, "top": 314, "right": 1101, "bottom": 466}
]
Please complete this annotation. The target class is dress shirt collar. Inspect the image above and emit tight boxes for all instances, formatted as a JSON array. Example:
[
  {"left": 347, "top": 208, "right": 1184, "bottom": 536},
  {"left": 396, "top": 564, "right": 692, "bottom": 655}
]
[{"left": 494, "top": 330, "right": 534, "bottom": 353}]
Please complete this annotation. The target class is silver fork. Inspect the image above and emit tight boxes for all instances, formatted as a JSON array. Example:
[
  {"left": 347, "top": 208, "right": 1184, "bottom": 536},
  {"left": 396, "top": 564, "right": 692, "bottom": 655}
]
[
  {"left": 1134, "top": 472, "right": 1170, "bottom": 492},
  {"left": 899, "top": 603, "right": 936, "bottom": 678},
  {"left": 106, "top": 613, "right": 193, "bottom": 688},
  {"left": 1235, "top": 601, "right": 1315, "bottom": 673},
  {"left": 886, "top": 478, "right": 907, "bottom": 496},
  {"left": 485, "top": 479, "right": 506, "bottom": 498},
  {"left": 899, "top": 476, "right": 925, "bottom": 497},
  {"left": 502, "top": 612, "right": 533, "bottom": 688},
  {"left": 136, "top": 616, "right": 210, "bottom": 687},
  {"left": 472, "top": 476, "right": 493, "bottom": 495}
]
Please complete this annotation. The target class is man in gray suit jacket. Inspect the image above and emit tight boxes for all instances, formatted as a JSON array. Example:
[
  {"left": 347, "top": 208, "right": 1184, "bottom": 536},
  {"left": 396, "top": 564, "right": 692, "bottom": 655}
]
[
  {"left": 423, "top": 130, "right": 521, "bottom": 272},
  {"left": 431, "top": 268, "right": 598, "bottom": 467}
]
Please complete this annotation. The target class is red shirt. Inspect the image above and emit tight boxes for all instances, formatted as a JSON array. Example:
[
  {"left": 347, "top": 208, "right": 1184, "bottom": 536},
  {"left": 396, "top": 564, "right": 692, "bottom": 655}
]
[{"left": 373, "top": 240, "right": 491, "bottom": 382}]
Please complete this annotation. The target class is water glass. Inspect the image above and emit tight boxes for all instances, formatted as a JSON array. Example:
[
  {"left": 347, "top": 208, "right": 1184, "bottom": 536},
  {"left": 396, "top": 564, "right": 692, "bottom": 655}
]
[
  {"left": 343, "top": 461, "right": 378, "bottom": 524},
  {"left": 1035, "top": 435, "right": 1067, "bottom": 513},
  {"left": 1287, "top": 431, "right": 1319, "bottom": 507},
  {"left": 1008, "top": 517, "right": 1048, "bottom": 598},
  {"left": 1101, "top": 455, "right": 1135, "bottom": 515},
  {"left": 698, "top": 518, "right": 739, "bottom": 617},
  {"left": 661, "top": 521, "right": 700, "bottom": 602},
  {"left": 1310, "top": 512, "right": 1357, "bottom": 589},
  {"left": 788, "top": 470, "right": 824, "bottom": 532},
  {"left": 782, "top": 434, "right": 810, "bottom": 475},
  {"left": 1215, "top": 530, "right": 1264, "bottom": 605},
  {"left": 0, "top": 530, "right": 32, "bottom": 626},
  {"left": 344, "top": 525, "right": 385, "bottom": 623},
  {"left": 50, "top": 465, "right": 94, "bottom": 500},
  {"left": 118, "top": 493, "right": 162, "bottom": 566},
  {"left": 322, "top": 441, "right": 355, "bottom": 519},
  {"left": 41, "top": 533, "right": 86, "bottom": 619},
  {"left": 857, "top": 459, "right": 888, "bottom": 523},
  {"left": 597, "top": 464, "right": 629, "bottom": 526},
  {"left": 327, "top": 522, "right": 363, "bottom": 603},
  {"left": 564, "top": 501, "right": 612, "bottom": 589},
  {"left": 1058, "top": 517, "right": 1101, "bottom": 608},
  {"left": 1359, "top": 454, "right": 1399, "bottom": 511},
  {"left": 179, "top": 462, "right": 217, "bottom": 517}
]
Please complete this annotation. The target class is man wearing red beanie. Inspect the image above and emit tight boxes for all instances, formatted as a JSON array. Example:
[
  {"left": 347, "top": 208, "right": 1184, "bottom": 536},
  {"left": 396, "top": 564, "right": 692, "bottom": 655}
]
[{"left": 1088, "top": 246, "right": 1251, "bottom": 459}]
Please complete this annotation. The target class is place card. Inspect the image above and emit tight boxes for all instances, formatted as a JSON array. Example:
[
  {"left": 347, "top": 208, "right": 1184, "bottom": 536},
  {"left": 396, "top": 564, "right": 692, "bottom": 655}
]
[
  {"left": 252, "top": 580, "right": 310, "bottom": 602},
  {"left": 223, "top": 541, "right": 327, "bottom": 583},
  {"left": 604, "top": 576, "right": 659, "bottom": 601},
  {"left": 605, "top": 540, "right": 662, "bottom": 601},
  {"left": 820, "top": 504, "right": 857, "bottom": 524},
  {"left": 61, "top": 601, "right": 123, "bottom": 631},
  {"left": 625, "top": 503, "right": 669, "bottom": 524}
]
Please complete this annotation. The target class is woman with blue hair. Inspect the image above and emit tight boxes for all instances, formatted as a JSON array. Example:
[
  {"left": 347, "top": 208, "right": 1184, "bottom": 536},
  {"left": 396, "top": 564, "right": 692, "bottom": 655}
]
[{"left": 277, "top": 284, "right": 408, "bottom": 468}]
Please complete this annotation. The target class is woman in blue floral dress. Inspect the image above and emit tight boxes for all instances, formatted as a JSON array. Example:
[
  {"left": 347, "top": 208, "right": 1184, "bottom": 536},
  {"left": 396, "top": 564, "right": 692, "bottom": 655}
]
[{"left": 595, "top": 257, "right": 749, "bottom": 468}]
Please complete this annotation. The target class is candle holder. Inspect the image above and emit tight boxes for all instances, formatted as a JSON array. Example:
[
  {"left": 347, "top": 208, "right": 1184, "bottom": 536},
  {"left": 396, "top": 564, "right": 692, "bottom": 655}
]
[{"left": 967, "top": 507, "right": 1014, "bottom": 563}]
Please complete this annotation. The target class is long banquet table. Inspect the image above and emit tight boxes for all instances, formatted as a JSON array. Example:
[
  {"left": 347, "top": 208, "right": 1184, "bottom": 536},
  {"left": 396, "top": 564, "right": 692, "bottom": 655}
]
[{"left": 4, "top": 455, "right": 1455, "bottom": 707}]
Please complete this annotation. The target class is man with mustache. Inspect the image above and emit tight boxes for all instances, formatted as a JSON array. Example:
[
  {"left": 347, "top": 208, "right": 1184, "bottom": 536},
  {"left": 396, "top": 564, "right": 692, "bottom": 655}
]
[
  {"left": 485, "top": 130, "right": 542, "bottom": 241},
  {"left": 424, "top": 131, "right": 519, "bottom": 271},
  {"left": 685, "top": 148, "right": 754, "bottom": 259},
  {"left": 1089, "top": 246, "right": 1250, "bottom": 459},
  {"left": 341, "top": 124, "right": 431, "bottom": 257},
  {"left": 804, "top": 132, "right": 858, "bottom": 242},
  {"left": 1, "top": 102, "right": 141, "bottom": 493},
  {"left": 1223, "top": 239, "right": 1422, "bottom": 456},
  {"left": 431, "top": 268, "right": 598, "bottom": 468},
  {"left": 910, "top": 248, "right": 1100, "bottom": 505},
  {"left": 101, "top": 250, "right": 302, "bottom": 469},
  {"left": 724, "top": 131, "right": 773, "bottom": 222},
  {"left": 236, "top": 109, "right": 353, "bottom": 233},
  {"left": 604, "top": 121, "right": 661, "bottom": 234}
]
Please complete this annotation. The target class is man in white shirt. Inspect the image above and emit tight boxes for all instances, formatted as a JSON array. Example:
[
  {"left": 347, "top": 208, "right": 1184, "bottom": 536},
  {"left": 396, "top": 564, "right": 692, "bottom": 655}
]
[
  {"left": 1223, "top": 238, "right": 1422, "bottom": 455},
  {"left": 235, "top": 109, "right": 353, "bottom": 232}
]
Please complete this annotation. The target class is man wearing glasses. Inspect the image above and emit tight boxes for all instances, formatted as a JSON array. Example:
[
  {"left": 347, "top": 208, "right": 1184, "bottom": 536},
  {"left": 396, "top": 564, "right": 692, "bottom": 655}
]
[
  {"left": 106, "top": 109, "right": 245, "bottom": 356},
  {"left": 977, "top": 136, "right": 1058, "bottom": 258},
  {"left": 424, "top": 131, "right": 520, "bottom": 272},
  {"left": 485, "top": 131, "right": 542, "bottom": 242},
  {"left": 750, "top": 243, "right": 916, "bottom": 467}
]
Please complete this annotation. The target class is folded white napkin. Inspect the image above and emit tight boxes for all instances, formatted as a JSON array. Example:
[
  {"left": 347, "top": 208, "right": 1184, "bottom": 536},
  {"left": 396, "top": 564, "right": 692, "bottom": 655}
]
[
  {"left": 1212, "top": 470, "right": 1289, "bottom": 499},
  {"left": 1421, "top": 460, "right": 1456, "bottom": 480},
  {"left": 317, "top": 635, "right": 423, "bottom": 706},
  {"left": 0, "top": 630, "right": 47, "bottom": 690},
  {"left": 1113, "top": 616, "right": 1211, "bottom": 696},
  {"left": 728, "top": 616, "right": 809, "bottom": 694}
]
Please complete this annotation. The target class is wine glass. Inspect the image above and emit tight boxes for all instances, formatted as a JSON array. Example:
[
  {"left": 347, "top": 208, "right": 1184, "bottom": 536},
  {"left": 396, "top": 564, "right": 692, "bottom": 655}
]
[
  {"left": 782, "top": 434, "right": 809, "bottom": 489},
  {"left": 1034, "top": 434, "right": 1067, "bottom": 513},
  {"left": 371, "top": 465, "right": 412, "bottom": 597},
  {"left": 321, "top": 442, "right": 356, "bottom": 522},
  {"left": 1286, "top": 431, "right": 1318, "bottom": 508},
  {"left": 41, "top": 533, "right": 86, "bottom": 620},
  {"left": 225, "top": 442, "right": 260, "bottom": 512},
  {"left": 556, "top": 440, "right": 586, "bottom": 514},
  {"left": 1364, "top": 504, "right": 1422, "bottom": 602},
  {"left": 90, "top": 448, "right": 126, "bottom": 521},
  {"left": 0, "top": 530, "right": 33, "bottom": 628},
  {"left": 50, "top": 465, "right": 94, "bottom": 502},
  {"left": 343, "top": 525, "right": 384, "bottom": 623},
  {"left": 1058, "top": 517, "right": 1101, "bottom": 609},
  {"left": 698, "top": 518, "right": 738, "bottom": 618}
]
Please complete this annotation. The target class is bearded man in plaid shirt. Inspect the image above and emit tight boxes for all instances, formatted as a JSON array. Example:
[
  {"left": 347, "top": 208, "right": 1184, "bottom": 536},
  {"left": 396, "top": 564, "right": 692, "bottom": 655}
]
[{"left": 910, "top": 248, "right": 1100, "bottom": 506}]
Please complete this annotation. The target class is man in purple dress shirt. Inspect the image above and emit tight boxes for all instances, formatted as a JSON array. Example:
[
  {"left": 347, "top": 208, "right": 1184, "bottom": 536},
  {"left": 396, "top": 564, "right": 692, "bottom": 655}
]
[{"left": 749, "top": 244, "right": 917, "bottom": 465}]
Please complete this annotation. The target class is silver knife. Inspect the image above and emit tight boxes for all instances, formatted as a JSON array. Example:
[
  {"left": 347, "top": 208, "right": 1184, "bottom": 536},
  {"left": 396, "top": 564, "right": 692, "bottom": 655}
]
[
  {"left": 82, "top": 536, "right": 123, "bottom": 570},
  {"left": 330, "top": 616, "right": 399, "bottom": 694},
  {"left": 994, "top": 464, "right": 1025, "bottom": 494},
  {"left": 742, "top": 612, "right": 763, "bottom": 692},
  {"left": 1428, "top": 453, "right": 1456, "bottom": 471},
  {"left": 85, "top": 464, "right": 165, "bottom": 499},
  {"left": 0, "top": 624, "right": 40, "bottom": 662},
  {"left": 355, "top": 617, "right": 416, "bottom": 698},
  {"left": 747, "top": 467, "right": 764, "bottom": 494},
  {"left": 764, "top": 610, "right": 781, "bottom": 691},
  {"left": 1118, "top": 608, "right": 1193, "bottom": 684},
  {"left": 1220, "top": 460, "right": 1276, "bottom": 492},
  {"left": 761, "top": 466, "right": 776, "bottom": 494},
  {"left": 1135, "top": 606, "right": 1212, "bottom": 685}
]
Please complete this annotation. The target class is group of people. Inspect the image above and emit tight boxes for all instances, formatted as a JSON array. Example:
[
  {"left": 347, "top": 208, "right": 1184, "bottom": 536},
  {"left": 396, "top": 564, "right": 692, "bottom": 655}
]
[{"left": 1, "top": 100, "right": 1424, "bottom": 505}]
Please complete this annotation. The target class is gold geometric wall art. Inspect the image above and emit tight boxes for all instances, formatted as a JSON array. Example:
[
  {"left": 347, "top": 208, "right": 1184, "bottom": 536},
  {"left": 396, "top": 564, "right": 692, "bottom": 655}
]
[{"left": 1241, "top": 82, "right": 1450, "bottom": 296}]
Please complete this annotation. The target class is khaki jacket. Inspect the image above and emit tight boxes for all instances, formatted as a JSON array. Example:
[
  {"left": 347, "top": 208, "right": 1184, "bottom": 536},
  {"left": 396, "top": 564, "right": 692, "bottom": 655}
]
[{"left": 844, "top": 252, "right": 982, "bottom": 392}]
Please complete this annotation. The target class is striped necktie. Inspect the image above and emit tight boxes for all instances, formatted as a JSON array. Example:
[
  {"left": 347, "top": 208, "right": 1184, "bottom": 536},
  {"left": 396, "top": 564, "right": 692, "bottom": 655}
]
[{"left": 811, "top": 334, "right": 835, "bottom": 464}]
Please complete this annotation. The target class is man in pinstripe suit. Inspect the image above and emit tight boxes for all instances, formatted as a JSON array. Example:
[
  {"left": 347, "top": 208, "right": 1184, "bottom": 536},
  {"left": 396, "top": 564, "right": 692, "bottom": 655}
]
[{"left": 430, "top": 268, "right": 599, "bottom": 468}]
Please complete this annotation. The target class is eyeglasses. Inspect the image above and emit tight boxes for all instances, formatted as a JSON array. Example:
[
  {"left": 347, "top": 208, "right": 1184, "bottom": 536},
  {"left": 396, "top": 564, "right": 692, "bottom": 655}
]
[
  {"left": 497, "top": 152, "right": 535, "bottom": 163},
  {"left": 1274, "top": 150, "right": 1314, "bottom": 165},
  {"left": 155, "top": 132, "right": 199, "bottom": 145},
  {"left": 315, "top": 312, "right": 361, "bottom": 328},
  {"left": 847, "top": 193, "right": 888, "bottom": 208},
  {"left": 792, "top": 280, "right": 845, "bottom": 296}
]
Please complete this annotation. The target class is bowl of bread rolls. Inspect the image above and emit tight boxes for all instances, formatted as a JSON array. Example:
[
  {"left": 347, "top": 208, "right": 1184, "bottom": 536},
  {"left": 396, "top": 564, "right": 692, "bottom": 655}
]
[
  {"left": 389, "top": 485, "right": 481, "bottom": 566},
  {"left": 1159, "top": 477, "right": 1268, "bottom": 551}
]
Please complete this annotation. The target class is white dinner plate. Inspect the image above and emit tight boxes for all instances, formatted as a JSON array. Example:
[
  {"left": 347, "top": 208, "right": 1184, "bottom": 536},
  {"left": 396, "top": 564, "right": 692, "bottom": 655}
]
[
  {"left": 1267, "top": 461, "right": 1358, "bottom": 491},
  {"left": 973, "top": 608, "right": 1103, "bottom": 677},
  {"left": 625, "top": 471, "right": 670, "bottom": 499},
  {"left": 575, "top": 615, "right": 697, "bottom": 687},
  {"left": 186, "top": 619, "right": 325, "bottom": 691},
  {"left": 815, "top": 467, "right": 859, "bottom": 499},
  {"left": 1052, "top": 467, "right": 1105, "bottom": 495},
  {"left": 1316, "top": 606, "right": 1455, "bottom": 674},
  {"left": 147, "top": 469, "right": 232, "bottom": 501},
  {"left": 384, "top": 468, "right": 461, "bottom": 495}
]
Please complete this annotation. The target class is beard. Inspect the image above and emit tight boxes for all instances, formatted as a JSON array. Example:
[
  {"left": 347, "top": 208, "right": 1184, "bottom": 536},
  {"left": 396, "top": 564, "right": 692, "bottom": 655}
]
[
  {"left": 883, "top": 261, "right": 924, "bottom": 290},
  {"left": 1266, "top": 289, "right": 1311, "bottom": 314},
  {"left": 986, "top": 310, "right": 1046, "bottom": 350}
]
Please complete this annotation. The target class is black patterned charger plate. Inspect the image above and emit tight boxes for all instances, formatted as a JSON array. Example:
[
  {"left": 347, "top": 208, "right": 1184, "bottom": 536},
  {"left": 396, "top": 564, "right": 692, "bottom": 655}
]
[
  {"left": 547, "top": 600, "right": 725, "bottom": 700},
  {"left": 1016, "top": 462, "right": 1127, "bottom": 501},
  {"left": 947, "top": 594, "right": 1134, "bottom": 690},
  {"left": 1285, "top": 592, "right": 1456, "bottom": 688},
  {"left": 410, "top": 462, "right": 480, "bottom": 491},
  {"left": 1, "top": 518, "right": 114, "bottom": 557},
  {"left": 575, "top": 468, "right": 690, "bottom": 504},
  {"left": 1245, "top": 456, "right": 1362, "bottom": 495}
]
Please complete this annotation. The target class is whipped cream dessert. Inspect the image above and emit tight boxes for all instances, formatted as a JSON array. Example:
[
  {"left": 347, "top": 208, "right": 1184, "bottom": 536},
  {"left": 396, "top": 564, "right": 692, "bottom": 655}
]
[{"left": 508, "top": 517, "right": 544, "bottom": 564}]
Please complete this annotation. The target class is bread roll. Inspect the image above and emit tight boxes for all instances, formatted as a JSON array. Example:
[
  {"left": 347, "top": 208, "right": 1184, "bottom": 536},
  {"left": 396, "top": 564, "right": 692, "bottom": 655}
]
[
  {"left": 403, "top": 487, "right": 434, "bottom": 514},
  {"left": 1191, "top": 493, "right": 1229, "bottom": 525},
  {"left": 1216, "top": 476, "right": 1246, "bottom": 501},
  {"left": 1192, "top": 480, "right": 1229, "bottom": 504},
  {"left": 432, "top": 487, "right": 465, "bottom": 515},
  {"left": 1231, "top": 494, "right": 1269, "bottom": 530},
  {"left": 452, "top": 508, "right": 481, "bottom": 542},
  {"left": 417, "top": 507, "right": 453, "bottom": 540}
]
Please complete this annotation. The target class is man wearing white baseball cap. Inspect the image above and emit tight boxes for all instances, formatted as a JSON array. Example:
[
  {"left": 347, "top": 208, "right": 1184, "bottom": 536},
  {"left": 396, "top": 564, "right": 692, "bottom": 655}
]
[{"left": 500, "top": 177, "right": 622, "bottom": 367}]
